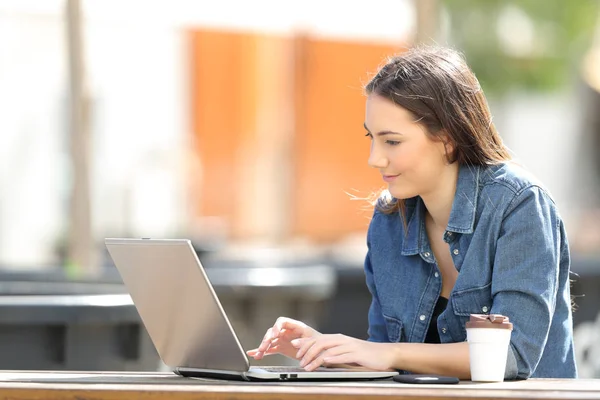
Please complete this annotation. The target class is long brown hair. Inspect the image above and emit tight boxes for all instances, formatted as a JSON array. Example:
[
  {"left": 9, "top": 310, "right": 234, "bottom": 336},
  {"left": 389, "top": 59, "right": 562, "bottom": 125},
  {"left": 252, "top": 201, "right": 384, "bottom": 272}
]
[{"left": 364, "top": 46, "right": 511, "bottom": 215}]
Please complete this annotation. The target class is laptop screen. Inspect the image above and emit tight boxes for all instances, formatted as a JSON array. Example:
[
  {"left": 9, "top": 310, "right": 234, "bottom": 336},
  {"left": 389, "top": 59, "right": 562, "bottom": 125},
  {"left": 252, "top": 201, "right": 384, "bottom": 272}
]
[{"left": 105, "top": 238, "right": 250, "bottom": 373}]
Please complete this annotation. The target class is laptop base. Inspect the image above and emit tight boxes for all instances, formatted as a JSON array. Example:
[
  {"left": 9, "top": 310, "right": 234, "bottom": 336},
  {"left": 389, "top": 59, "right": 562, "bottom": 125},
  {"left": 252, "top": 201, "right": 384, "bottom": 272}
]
[{"left": 175, "top": 366, "right": 397, "bottom": 381}]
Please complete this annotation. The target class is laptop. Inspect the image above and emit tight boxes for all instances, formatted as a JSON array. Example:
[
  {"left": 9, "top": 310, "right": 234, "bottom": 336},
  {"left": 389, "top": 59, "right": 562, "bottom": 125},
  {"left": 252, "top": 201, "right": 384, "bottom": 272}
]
[{"left": 105, "top": 238, "right": 398, "bottom": 381}]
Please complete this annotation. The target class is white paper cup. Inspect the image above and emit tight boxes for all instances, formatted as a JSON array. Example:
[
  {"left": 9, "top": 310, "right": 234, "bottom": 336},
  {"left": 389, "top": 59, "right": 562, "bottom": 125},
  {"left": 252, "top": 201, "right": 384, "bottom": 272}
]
[{"left": 466, "top": 314, "right": 513, "bottom": 382}]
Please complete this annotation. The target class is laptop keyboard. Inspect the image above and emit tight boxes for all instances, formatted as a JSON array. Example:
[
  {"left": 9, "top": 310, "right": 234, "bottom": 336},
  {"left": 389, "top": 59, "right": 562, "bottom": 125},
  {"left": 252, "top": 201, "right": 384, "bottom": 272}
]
[{"left": 259, "top": 366, "right": 351, "bottom": 373}]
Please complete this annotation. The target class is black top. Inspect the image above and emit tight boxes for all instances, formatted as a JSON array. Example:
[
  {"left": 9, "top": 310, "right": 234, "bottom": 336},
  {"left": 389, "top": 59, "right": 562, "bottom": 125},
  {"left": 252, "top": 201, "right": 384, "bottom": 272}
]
[{"left": 424, "top": 296, "right": 449, "bottom": 343}]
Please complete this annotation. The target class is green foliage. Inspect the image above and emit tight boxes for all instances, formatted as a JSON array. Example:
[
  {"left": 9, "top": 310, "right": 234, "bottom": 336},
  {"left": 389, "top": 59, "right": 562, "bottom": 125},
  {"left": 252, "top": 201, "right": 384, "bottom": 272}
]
[{"left": 442, "top": 0, "right": 600, "bottom": 94}]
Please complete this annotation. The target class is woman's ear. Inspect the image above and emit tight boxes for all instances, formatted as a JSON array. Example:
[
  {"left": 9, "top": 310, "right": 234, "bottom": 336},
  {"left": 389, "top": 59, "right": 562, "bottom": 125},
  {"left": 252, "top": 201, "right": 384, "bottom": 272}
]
[{"left": 440, "top": 131, "right": 455, "bottom": 164}]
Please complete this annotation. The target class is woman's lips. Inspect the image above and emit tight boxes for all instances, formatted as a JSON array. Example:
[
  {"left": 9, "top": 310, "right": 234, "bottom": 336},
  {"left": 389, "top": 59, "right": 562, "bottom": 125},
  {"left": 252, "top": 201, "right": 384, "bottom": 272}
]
[{"left": 382, "top": 174, "right": 400, "bottom": 183}]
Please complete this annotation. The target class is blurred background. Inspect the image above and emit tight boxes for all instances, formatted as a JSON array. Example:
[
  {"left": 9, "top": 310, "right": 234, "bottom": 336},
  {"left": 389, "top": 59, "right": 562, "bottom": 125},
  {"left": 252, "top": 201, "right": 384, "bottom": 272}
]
[{"left": 1, "top": 0, "right": 599, "bottom": 377}]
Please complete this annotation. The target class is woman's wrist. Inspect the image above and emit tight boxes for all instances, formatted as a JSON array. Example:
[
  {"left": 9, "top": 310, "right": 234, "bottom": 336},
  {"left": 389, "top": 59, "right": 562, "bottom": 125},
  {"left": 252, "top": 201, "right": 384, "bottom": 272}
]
[
  {"left": 386, "top": 342, "right": 471, "bottom": 378},
  {"left": 389, "top": 342, "right": 409, "bottom": 370}
]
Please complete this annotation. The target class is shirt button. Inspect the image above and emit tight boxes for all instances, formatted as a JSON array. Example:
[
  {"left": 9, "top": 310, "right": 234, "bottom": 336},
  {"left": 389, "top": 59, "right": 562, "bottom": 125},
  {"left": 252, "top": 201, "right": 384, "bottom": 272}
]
[
  {"left": 419, "top": 315, "right": 426, "bottom": 321},
  {"left": 423, "top": 252, "right": 430, "bottom": 257},
  {"left": 482, "top": 306, "right": 489, "bottom": 313},
  {"left": 453, "top": 249, "right": 459, "bottom": 255},
  {"left": 434, "top": 272, "right": 439, "bottom": 278},
  {"left": 441, "top": 328, "right": 447, "bottom": 333}
]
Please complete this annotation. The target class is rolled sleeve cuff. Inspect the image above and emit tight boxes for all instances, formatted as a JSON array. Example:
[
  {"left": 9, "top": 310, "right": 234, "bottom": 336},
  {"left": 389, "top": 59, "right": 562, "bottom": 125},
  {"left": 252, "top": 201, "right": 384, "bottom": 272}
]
[{"left": 504, "top": 345, "right": 520, "bottom": 380}]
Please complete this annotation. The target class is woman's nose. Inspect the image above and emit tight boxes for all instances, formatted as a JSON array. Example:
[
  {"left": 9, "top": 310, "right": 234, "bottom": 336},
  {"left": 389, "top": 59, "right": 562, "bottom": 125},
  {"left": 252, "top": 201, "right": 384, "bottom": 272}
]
[{"left": 368, "top": 144, "right": 388, "bottom": 169}]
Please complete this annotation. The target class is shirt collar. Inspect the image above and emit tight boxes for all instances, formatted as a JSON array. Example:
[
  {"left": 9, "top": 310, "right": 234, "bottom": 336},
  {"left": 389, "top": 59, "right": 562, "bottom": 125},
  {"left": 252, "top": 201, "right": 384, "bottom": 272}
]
[
  {"left": 401, "top": 165, "right": 480, "bottom": 256},
  {"left": 447, "top": 164, "right": 480, "bottom": 234}
]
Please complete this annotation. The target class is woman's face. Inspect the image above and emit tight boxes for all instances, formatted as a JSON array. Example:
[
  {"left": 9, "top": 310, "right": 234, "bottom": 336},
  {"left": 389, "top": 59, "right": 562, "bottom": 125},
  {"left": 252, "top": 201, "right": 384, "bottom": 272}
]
[{"left": 365, "top": 94, "right": 450, "bottom": 200}]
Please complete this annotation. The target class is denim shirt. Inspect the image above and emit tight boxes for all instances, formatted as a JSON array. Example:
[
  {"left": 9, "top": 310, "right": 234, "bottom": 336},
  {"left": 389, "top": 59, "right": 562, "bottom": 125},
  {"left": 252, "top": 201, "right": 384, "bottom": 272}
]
[{"left": 365, "top": 163, "right": 577, "bottom": 379}]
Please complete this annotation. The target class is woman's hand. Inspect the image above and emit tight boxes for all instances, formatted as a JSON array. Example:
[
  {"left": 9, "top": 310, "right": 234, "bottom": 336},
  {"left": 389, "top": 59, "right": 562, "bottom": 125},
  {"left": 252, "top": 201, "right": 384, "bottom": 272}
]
[
  {"left": 292, "top": 334, "right": 396, "bottom": 371},
  {"left": 246, "top": 317, "right": 321, "bottom": 361}
]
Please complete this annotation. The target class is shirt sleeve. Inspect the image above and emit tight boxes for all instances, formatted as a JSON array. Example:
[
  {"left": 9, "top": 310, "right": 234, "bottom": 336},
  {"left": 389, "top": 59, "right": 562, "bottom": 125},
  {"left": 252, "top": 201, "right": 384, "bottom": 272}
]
[
  {"left": 491, "top": 186, "right": 563, "bottom": 379},
  {"left": 365, "top": 213, "right": 388, "bottom": 343}
]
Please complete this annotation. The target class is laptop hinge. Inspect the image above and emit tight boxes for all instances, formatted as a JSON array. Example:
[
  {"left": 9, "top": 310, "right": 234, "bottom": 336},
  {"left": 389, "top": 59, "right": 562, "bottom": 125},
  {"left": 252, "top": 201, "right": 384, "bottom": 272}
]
[{"left": 174, "top": 367, "right": 248, "bottom": 381}]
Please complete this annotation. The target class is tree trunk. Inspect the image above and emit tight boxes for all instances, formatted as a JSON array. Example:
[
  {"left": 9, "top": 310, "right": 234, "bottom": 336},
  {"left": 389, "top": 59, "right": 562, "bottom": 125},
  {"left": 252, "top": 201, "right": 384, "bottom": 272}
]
[{"left": 65, "top": 0, "right": 95, "bottom": 276}]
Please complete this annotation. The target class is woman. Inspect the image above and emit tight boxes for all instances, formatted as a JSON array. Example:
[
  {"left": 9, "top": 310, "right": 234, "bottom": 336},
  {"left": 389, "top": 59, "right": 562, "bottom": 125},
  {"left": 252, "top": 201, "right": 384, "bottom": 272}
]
[{"left": 247, "top": 46, "right": 577, "bottom": 380}]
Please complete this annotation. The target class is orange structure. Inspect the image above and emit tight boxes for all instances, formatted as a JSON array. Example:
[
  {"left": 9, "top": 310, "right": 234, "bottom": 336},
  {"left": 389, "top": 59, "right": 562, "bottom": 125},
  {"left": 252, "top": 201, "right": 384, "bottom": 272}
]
[{"left": 190, "top": 29, "right": 403, "bottom": 242}]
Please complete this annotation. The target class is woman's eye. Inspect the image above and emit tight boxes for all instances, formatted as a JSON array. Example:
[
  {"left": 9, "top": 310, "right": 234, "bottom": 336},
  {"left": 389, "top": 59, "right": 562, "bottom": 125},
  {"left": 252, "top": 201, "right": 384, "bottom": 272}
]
[{"left": 386, "top": 140, "right": 401, "bottom": 146}]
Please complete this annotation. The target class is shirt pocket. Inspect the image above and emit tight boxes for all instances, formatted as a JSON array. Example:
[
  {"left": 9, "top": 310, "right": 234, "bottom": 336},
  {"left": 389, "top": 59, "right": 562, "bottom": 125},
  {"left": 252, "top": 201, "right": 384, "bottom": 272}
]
[
  {"left": 382, "top": 313, "right": 405, "bottom": 343},
  {"left": 450, "top": 282, "right": 492, "bottom": 340}
]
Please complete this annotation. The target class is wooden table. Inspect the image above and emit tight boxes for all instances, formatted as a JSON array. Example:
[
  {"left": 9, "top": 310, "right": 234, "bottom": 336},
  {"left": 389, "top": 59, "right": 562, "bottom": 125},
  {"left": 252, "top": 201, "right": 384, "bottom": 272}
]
[{"left": 0, "top": 371, "right": 599, "bottom": 400}]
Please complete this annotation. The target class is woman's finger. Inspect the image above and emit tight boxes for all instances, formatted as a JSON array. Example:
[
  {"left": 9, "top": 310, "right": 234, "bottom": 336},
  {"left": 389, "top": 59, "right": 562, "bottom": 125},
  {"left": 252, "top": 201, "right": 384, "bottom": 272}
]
[
  {"left": 273, "top": 317, "right": 304, "bottom": 338},
  {"left": 295, "top": 337, "right": 317, "bottom": 360},
  {"left": 263, "top": 344, "right": 280, "bottom": 354},
  {"left": 321, "top": 353, "right": 357, "bottom": 368},
  {"left": 299, "top": 338, "right": 338, "bottom": 367},
  {"left": 303, "top": 345, "right": 353, "bottom": 371},
  {"left": 256, "top": 328, "right": 274, "bottom": 353},
  {"left": 296, "top": 334, "right": 337, "bottom": 360}
]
